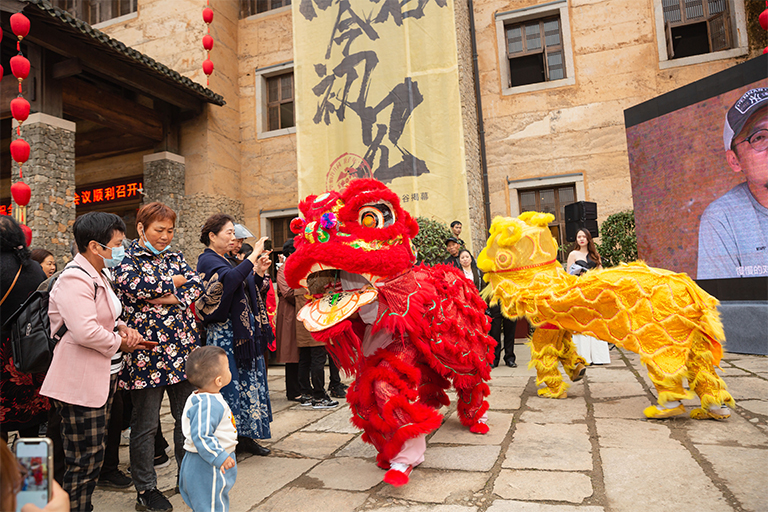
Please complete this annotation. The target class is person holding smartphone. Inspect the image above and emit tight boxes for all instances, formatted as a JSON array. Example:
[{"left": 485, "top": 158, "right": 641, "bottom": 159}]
[
  {"left": 39, "top": 212, "right": 146, "bottom": 512},
  {"left": 196, "top": 215, "right": 274, "bottom": 457},
  {"left": 1, "top": 438, "right": 69, "bottom": 512},
  {"left": 112, "top": 202, "right": 203, "bottom": 512}
]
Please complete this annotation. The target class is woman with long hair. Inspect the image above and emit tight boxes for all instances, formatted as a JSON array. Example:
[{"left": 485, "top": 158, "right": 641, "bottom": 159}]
[{"left": 566, "top": 229, "right": 610, "bottom": 365}]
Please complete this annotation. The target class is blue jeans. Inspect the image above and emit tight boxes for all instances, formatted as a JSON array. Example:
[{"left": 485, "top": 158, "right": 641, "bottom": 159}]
[{"left": 129, "top": 379, "right": 194, "bottom": 492}]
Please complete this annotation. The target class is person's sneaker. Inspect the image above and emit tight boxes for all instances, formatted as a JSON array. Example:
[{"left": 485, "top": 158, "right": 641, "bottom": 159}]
[
  {"left": 97, "top": 469, "right": 132, "bottom": 489},
  {"left": 312, "top": 396, "right": 340, "bottom": 409},
  {"left": 298, "top": 394, "right": 314, "bottom": 406},
  {"left": 329, "top": 384, "right": 348, "bottom": 398},
  {"left": 153, "top": 452, "right": 171, "bottom": 469},
  {"left": 136, "top": 487, "right": 173, "bottom": 511}
]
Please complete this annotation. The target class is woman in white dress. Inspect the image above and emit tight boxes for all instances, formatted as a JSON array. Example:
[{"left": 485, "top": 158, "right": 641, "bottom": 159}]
[{"left": 566, "top": 229, "right": 611, "bottom": 365}]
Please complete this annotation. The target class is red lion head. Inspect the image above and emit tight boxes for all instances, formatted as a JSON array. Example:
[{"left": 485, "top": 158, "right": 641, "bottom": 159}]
[{"left": 284, "top": 179, "right": 419, "bottom": 290}]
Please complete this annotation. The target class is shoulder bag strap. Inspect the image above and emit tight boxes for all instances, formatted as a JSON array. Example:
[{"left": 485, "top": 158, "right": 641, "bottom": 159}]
[{"left": 0, "top": 265, "right": 22, "bottom": 307}]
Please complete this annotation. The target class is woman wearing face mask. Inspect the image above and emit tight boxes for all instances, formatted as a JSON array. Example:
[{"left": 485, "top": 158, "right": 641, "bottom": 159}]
[
  {"left": 40, "top": 212, "right": 146, "bottom": 511},
  {"left": 112, "top": 202, "right": 203, "bottom": 512}
]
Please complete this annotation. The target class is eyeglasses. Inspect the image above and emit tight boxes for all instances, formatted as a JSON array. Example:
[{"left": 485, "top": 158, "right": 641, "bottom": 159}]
[{"left": 733, "top": 129, "right": 768, "bottom": 153}]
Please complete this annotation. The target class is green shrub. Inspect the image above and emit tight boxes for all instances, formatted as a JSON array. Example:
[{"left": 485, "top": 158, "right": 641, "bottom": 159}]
[
  {"left": 597, "top": 210, "right": 638, "bottom": 267},
  {"left": 413, "top": 217, "right": 452, "bottom": 266}
]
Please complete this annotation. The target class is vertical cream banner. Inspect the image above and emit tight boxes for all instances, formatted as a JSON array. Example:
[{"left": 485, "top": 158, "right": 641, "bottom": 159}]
[{"left": 292, "top": 0, "right": 472, "bottom": 249}]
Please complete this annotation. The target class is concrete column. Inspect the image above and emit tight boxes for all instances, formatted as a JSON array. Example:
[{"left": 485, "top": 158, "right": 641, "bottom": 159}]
[{"left": 12, "top": 113, "right": 76, "bottom": 265}]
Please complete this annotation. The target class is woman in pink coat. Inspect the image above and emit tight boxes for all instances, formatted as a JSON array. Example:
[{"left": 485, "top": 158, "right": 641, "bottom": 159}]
[{"left": 40, "top": 212, "right": 146, "bottom": 512}]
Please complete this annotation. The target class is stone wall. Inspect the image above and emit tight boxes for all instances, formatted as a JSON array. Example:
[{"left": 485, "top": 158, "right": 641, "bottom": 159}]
[
  {"left": 143, "top": 153, "right": 186, "bottom": 215},
  {"left": 454, "top": 0, "right": 487, "bottom": 250},
  {"left": 12, "top": 115, "right": 76, "bottom": 265},
  {"left": 176, "top": 192, "right": 245, "bottom": 269}
]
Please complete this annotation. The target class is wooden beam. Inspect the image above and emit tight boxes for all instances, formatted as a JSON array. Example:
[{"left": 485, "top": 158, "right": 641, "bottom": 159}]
[
  {"left": 62, "top": 78, "right": 164, "bottom": 141},
  {"left": 53, "top": 58, "right": 83, "bottom": 79},
  {"left": 23, "top": 20, "right": 206, "bottom": 112},
  {"left": 76, "top": 130, "right": 155, "bottom": 162}
]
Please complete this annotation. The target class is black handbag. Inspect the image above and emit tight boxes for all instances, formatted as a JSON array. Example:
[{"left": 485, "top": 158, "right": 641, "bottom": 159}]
[{"left": 2, "top": 265, "right": 95, "bottom": 374}]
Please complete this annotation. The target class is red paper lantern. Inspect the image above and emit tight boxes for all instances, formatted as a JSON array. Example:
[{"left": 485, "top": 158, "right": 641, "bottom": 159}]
[
  {"left": 203, "top": 34, "right": 214, "bottom": 51},
  {"left": 202, "top": 59, "right": 214, "bottom": 76},
  {"left": 202, "top": 7, "right": 214, "bottom": 24},
  {"left": 764, "top": 47, "right": 768, "bottom": 55},
  {"left": 10, "top": 97, "right": 30, "bottom": 122},
  {"left": 11, "top": 181, "right": 31, "bottom": 207},
  {"left": 10, "top": 55, "right": 30, "bottom": 80},
  {"left": 10, "top": 138, "right": 30, "bottom": 164},
  {"left": 20, "top": 224, "right": 32, "bottom": 247},
  {"left": 10, "top": 13, "right": 30, "bottom": 39},
  {"left": 761, "top": 8, "right": 768, "bottom": 31}
]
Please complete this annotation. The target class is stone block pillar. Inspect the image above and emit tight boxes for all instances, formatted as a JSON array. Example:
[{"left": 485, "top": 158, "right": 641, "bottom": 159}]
[
  {"left": 12, "top": 113, "right": 76, "bottom": 265},
  {"left": 143, "top": 151, "right": 186, "bottom": 214}
]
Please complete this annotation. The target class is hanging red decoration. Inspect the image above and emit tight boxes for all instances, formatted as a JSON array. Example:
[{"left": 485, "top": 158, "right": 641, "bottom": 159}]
[
  {"left": 10, "top": 13, "right": 30, "bottom": 39},
  {"left": 202, "top": 7, "right": 214, "bottom": 24},
  {"left": 10, "top": 55, "right": 30, "bottom": 81},
  {"left": 11, "top": 182, "right": 31, "bottom": 207},
  {"left": 202, "top": 59, "right": 214, "bottom": 76},
  {"left": 10, "top": 97, "right": 30, "bottom": 123},
  {"left": 760, "top": 2, "right": 768, "bottom": 31},
  {"left": 10, "top": 139, "right": 30, "bottom": 164},
  {"left": 20, "top": 224, "right": 32, "bottom": 247},
  {"left": 202, "top": 2, "right": 214, "bottom": 85},
  {"left": 9, "top": 13, "right": 32, "bottom": 229}
]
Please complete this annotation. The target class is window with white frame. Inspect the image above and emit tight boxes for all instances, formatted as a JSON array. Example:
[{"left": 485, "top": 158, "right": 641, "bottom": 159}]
[
  {"left": 654, "top": 0, "right": 747, "bottom": 67},
  {"left": 495, "top": 0, "right": 575, "bottom": 96},
  {"left": 254, "top": 62, "right": 296, "bottom": 139},
  {"left": 662, "top": 0, "right": 731, "bottom": 59}
]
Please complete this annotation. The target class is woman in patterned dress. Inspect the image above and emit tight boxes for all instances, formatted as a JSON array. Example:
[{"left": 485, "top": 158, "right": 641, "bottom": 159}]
[
  {"left": 195, "top": 214, "right": 273, "bottom": 456},
  {"left": 113, "top": 202, "right": 203, "bottom": 512}
]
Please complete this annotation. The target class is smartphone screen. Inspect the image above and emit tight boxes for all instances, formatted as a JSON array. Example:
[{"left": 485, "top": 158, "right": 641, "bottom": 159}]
[{"left": 14, "top": 438, "right": 51, "bottom": 512}]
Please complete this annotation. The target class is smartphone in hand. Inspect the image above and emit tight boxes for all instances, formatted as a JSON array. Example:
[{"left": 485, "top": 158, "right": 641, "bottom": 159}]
[{"left": 14, "top": 438, "right": 53, "bottom": 511}]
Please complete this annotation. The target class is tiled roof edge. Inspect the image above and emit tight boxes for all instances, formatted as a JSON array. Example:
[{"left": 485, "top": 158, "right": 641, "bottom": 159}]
[{"left": 24, "top": 0, "right": 226, "bottom": 107}]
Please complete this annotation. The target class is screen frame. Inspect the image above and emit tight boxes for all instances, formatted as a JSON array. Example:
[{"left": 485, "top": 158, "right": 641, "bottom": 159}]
[{"left": 13, "top": 438, "right": 53, "bottom": 511}]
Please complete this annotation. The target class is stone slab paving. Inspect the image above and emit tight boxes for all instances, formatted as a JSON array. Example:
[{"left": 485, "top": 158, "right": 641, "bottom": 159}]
[
  {"left": 493, "top": 469, "right": 593, "bottom": 503},
  {"left": 92, "top": 347, "right": 768, "bottom": 511},
  {"left": 503, "top": 423, "right": 592, "bottom": 471}
]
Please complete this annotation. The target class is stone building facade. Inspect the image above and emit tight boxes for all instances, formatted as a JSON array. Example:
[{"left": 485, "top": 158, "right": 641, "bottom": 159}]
[{"left": 5, "top": 0, "right": 765, "bottom": 261}]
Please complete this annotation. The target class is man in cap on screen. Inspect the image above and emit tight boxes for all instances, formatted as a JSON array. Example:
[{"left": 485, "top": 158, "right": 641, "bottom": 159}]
[{"left": 697, "top": 87, "right": 768, "bottom": 279}]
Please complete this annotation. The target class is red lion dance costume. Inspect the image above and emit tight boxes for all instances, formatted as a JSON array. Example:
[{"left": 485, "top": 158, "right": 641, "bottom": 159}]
[{"left": 284, "top": 179, "right": 495, "bottom": 486}]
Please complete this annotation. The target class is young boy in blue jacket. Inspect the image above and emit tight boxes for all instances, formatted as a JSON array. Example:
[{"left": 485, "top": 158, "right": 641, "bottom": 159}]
[{"left": 179, "top": 346, "right": 238, "bottom": 512}]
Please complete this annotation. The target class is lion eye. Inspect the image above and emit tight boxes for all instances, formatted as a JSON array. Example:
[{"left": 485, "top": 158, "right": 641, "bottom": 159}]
[{"left": 359, "top": 203, "right": 394, "bottom": 228}]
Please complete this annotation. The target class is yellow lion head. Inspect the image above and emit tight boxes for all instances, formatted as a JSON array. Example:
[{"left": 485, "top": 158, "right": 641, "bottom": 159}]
[{"left": 477, "top": 212, "right": 559, "bottom": 275}]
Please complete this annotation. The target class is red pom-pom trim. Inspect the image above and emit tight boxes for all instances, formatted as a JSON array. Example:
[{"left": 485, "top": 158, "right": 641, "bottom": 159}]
[
  {"left": 290, "top": 217, "right": 305, "bottom": 234},
  {"left": 10, "top": 138, "right": 30, "bottom": 164},
  {"left": 469, "top": 422, "right": 489, "bottom": 434},
  {"left": 10, "top": 13, "right": 30, "bottom": 39},
  {"left": 11, "top": 181, "right": 31, "bottom": 206},
  {"left": 382, "top": 466, "right": 412, "bottom": 487},
  {"left": 202, "top": 7, "right": 214, "bottom": 24},
  {"left": 203, "top": 34, "right": 214, "bottom": 51}
]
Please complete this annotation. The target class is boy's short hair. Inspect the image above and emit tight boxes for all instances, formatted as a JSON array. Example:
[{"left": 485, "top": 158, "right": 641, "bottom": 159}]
[
  {"left": 186, "top": 346, "right": 227, "bottom": 388},
  {"left": 450, "top": 220, "right": 462, "bottom": 228}
]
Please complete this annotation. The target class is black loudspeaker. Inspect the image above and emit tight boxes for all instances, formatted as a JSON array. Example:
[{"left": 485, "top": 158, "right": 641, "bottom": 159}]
[{"left": 564, "top": 201, "right": 598, "bottom": 242}]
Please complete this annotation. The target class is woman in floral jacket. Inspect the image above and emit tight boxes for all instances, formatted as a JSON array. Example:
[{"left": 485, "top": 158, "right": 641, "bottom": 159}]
[{"left": 113, "top": 202, "right": 202, "bottom": 511}]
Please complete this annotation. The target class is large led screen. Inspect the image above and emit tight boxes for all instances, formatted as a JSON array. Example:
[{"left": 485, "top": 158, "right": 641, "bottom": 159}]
[{"left": 625, "top": 55, "right": 768, "bottom": 287}]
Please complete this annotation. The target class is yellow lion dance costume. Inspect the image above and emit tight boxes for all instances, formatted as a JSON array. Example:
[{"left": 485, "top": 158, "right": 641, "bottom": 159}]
[{"left": 478, "top": 212, "right": 734, "bottom": 420}]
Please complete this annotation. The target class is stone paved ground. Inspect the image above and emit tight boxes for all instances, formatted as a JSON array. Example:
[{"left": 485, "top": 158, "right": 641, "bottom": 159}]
[{"left": 94, "top": 345, "right": 768, "bottom": 511}]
